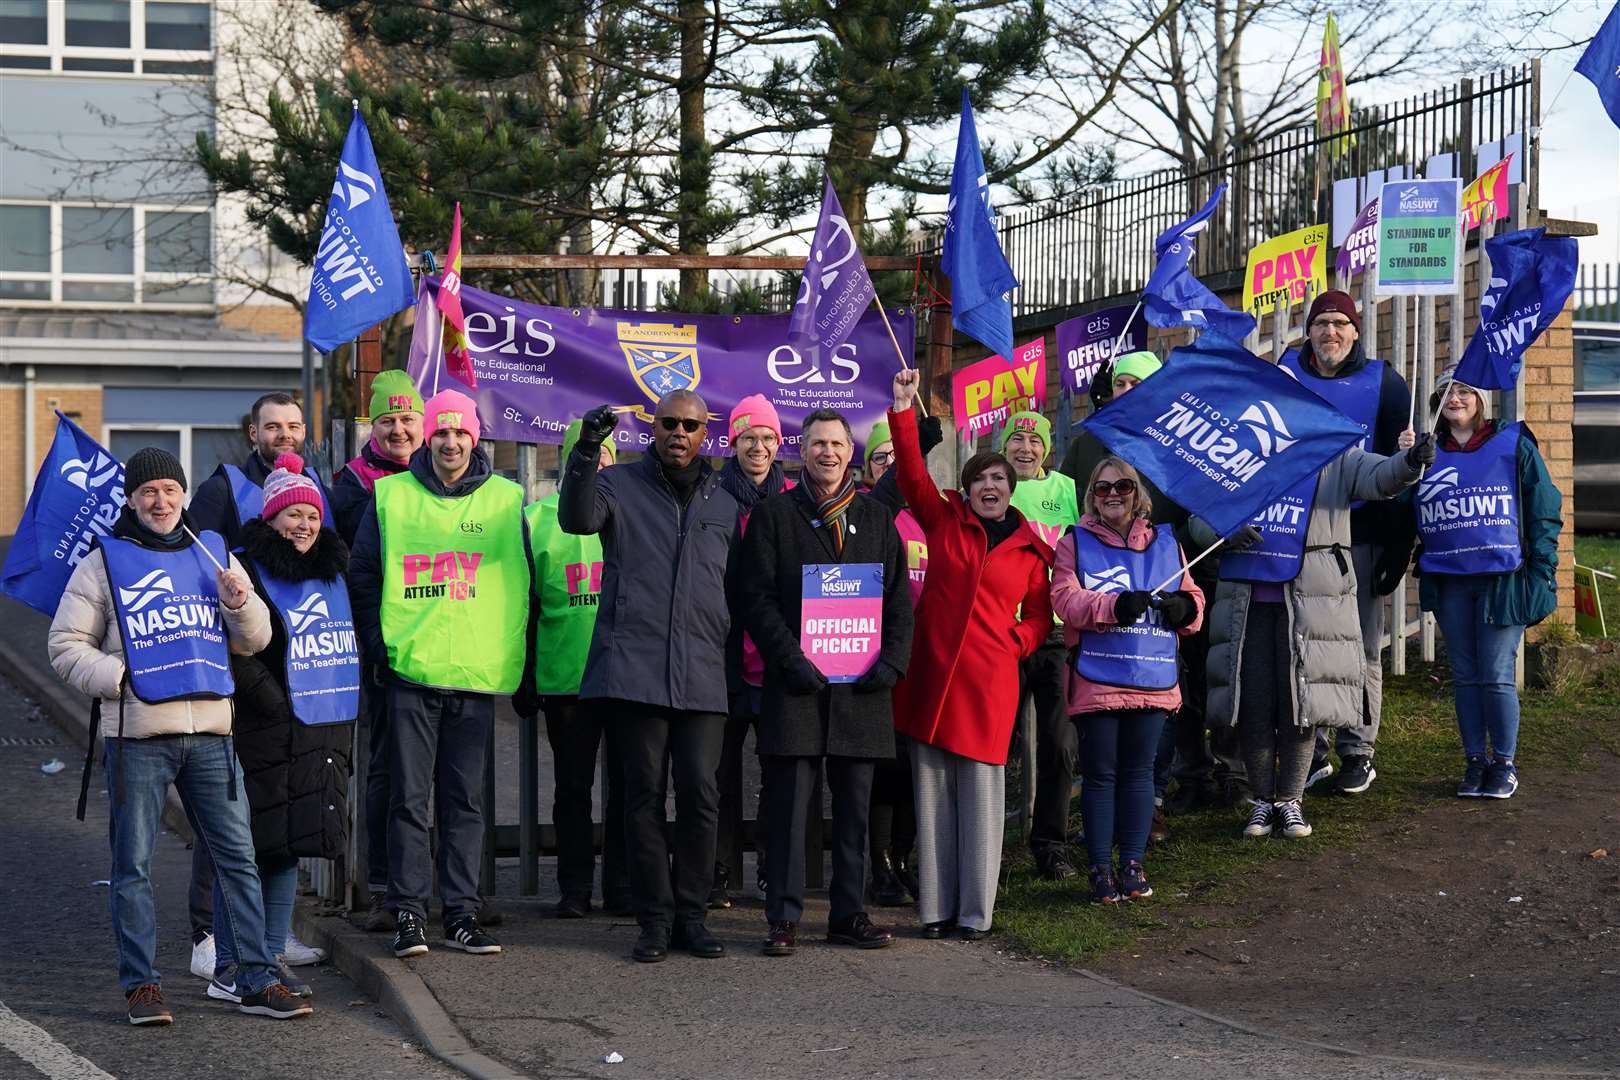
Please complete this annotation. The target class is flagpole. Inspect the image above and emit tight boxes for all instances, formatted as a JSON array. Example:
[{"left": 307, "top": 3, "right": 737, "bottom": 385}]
[
  {"left": 182, "top": 524, "right": 229, "bottom": 574},
  {"left": 1149, "top": 535, "right": 1224, "bottom": 596},
  {"left": 1406, "top": 295, "right": 1419, "bottom": 432},
  {"left": 1107, "top": 299, "right": 1144, "bottom": 372},
  {"left": 871, "top": 298, "right": 929, "bottom": 419}
]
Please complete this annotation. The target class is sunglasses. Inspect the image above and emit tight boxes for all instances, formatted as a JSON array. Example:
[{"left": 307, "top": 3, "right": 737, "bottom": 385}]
[
  {"left": 658, "top": 416, "right": 704, "bottom": 433},
  {"left": 1091, "top": 478, "right": 1138, "bottom": 497}
]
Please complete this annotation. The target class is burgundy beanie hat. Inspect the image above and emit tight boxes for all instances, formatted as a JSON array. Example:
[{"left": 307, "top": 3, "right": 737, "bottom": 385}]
[{"left": 1307, "top": 289, "right": 1361, "bottom": 334}]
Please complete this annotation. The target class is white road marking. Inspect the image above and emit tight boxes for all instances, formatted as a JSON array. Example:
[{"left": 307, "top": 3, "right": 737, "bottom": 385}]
[{"left": 0, "top": 1000, "right": 115, "bottom": 1080}]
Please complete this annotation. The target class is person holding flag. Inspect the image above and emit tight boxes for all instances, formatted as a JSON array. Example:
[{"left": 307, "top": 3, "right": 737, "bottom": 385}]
[
  {"left": 1414, "top": 370, "right": 1561, "bottom": 799},
  {"left": 888, "top": 368, "right": 1053, "bottom": 940},
  {"left": 1050, "top": 455, "right": 1204, "bottom": 903},
  {"left": 1276, "top": 290, "right": 1413, "bottom": 797},
  {"left": 998, "top": 411, "right": 1085, "bottom": 879},
  {"left": 46, "top": 447, "right": 312, "bottom": 1024}
]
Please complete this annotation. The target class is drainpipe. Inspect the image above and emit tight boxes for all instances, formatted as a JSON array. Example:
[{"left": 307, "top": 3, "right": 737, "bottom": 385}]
[{"left": 23, "top": 364, "right": 37, "bottom": 500}]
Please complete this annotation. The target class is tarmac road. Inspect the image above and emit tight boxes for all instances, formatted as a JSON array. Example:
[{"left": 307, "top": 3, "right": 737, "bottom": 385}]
[{"left": 0, "top": 672, "right": 459, "bottom": 1080}]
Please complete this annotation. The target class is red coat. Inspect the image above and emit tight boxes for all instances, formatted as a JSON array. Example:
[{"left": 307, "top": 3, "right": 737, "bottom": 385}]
[{"left": 889, "top": 408, "right": 1054, "bottom": 765}]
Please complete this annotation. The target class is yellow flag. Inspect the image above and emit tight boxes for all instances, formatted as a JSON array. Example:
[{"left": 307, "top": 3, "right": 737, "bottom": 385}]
[{"left": 1317, "top": 14, "right": 1356, "bottom": 159}]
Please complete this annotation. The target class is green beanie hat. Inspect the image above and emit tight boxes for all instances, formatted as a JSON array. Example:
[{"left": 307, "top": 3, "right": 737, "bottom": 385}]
[
  {"left": 1111, "top": 351, "right": 1162, "bottom": 386},
  {"left": 563, "top": 418, "right": 616, "bottom": 464},
  {"left": 998, "top": 410, "right": 1051, "bottom": 455},
  {"left": 368, "top": 369, "right": 425, "bottom": 419},
  {"left": 865, "top": 421, "right": 892, "bottom": 467}
]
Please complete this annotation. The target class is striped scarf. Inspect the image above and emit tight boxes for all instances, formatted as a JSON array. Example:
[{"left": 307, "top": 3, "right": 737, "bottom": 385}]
[{"left": 809, "top": 474, "right": 857, "bottom": 554}]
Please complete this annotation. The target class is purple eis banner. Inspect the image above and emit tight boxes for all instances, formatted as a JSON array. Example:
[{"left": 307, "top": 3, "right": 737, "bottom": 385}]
[
  {"left": 407, "top": 278, "right": 913, "bottom": 459},
  {"left": 1054, "top": 304, "right": 1146, "bottom": 393},
  {"left": 1336, "top": 199, "right": 1379, "bottom": 277}
]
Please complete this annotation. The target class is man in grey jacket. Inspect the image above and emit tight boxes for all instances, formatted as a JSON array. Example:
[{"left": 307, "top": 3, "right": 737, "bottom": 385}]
[{"left": 560, "top": 389, "right": 741, "bottom": 963}]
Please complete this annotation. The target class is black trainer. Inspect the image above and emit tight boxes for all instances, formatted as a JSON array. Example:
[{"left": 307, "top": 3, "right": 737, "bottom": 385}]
[
  {"left": 1335, "top": 755, "right": 1376, "bottom": 795},
  {"left": 1034, "top": 849, "right": 1079, "bottom": 881},
  {"left": 362, "top": 891, "right": 395, "bottom": 932},
  {"left": 393, "top": 910, "right": 429, "bottom": 958},
  {"left": 238, "top": 982, "right": 313, "bottom": 1020},
  {"left": 1305, "top": 753, "right": 1335, "bottom": 790},
  {"left": 444, "top": 916, "right": 502, "bottom": 954}
]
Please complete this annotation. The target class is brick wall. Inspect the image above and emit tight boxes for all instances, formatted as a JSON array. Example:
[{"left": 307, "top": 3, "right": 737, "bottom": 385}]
[{"left": 0, "top": 385, "right": 105, "bottom": 535}]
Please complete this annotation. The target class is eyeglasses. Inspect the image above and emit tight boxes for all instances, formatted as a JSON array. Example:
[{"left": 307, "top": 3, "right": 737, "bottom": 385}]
[
  {"left": 1091, "top": 478, "right": 1138, "bottom": 497},
  {"left": 658, "top": 416, "right": 704, "bottom": 433},
  {"left": 735, "top": 432, "right": 779, "bottom": 449},
  {"left": 868, "top": 451, "right": 894, "bottom": 467},
  {"left": 1443, "top": 383, "right": 1478, "bottom": 400},
  {"left": 1311, "top": 318, "right": 1355, "bottom": 331}
]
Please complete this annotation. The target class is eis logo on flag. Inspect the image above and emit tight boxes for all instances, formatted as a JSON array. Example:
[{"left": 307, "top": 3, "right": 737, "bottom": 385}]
[
  {"left": 400, "top": 550, "right": 482, "bottom": 601},
  {"left": 1145, "top": 394, "right": 1296, "bottom": 492},
  {"left": 1083, "top": 565, "right": 1131, "bottom": 594}
]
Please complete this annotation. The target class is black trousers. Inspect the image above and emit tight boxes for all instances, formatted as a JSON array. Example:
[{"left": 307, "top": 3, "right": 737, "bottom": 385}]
[
  {"left": 362, "top": 674, "right": 390, "bottom": 892},
  {"left": 188, "top": 842, "right": 214, "bottom": 942},
  {"left": 1023, "top": 638, "right": 1077, "bottom": 855},
  {"left": 1171, "top": 621, "right": 1217, "bottom": 788},
  {"left": 543, "top": 695, "right": 628, "bottom": 903},
  {"left": 715, "top": 689, "right": 766, "bottom": 884},
  {"left": 606, "top": 701, "right": 725, "bottom": 930},
  {"left": 764, "top": 755, "right": 873, "bottom": 926},
  {"left": 869, "top": 741, "right": 915, "bottom": 863},
  {"left": 385, "top": 683, "right": 493, "bottom": 925}
]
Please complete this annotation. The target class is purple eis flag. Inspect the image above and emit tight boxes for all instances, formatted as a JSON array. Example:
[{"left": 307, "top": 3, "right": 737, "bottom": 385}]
[{"left": 788, "top": 176, "right": 877, "bottom": 357}]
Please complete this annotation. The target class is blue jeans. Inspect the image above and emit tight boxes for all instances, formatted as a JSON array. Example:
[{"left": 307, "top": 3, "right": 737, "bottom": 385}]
[
  {"left": 214, "top": 854, "right": 297, "bottom": 970},
  {"left": 104, "top": 734, "right": 278, "bottom": 993},
  {"left": 1432, "top": 576, "right": 1524, "bottom": 761},
  {"left": 1078, "top": 709, "right": 1166, "bottom": 867}
]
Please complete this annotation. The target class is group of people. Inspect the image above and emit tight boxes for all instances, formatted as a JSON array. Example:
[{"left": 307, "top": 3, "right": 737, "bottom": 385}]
[{"left": 48, "top": 287, "right": 1561, "bottom": 1026}]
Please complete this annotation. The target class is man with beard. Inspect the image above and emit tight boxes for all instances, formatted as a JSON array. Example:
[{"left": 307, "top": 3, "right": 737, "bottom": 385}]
[
  {"left": 741, "top": 409, "right": 912, "bottom": 956},
  {"left": 560, "top": 390, "right": 740, "bottom": 962}
]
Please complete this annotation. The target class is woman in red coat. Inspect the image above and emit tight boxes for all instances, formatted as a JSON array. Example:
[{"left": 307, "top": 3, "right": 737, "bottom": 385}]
[{"left": 889, "top": 370, "right": 1054, "bottom": 939}]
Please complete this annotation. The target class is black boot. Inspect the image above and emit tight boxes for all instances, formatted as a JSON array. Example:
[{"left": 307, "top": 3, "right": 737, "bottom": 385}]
[
  {"left": 893, "top": 853, "right": 920, "bottom": 902},
  {"left": 873, "top": 852, "right": 909, "bottom": 907}
]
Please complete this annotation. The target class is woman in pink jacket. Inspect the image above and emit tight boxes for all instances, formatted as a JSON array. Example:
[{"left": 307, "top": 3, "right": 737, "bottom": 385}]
[{"left": 1051, "top": 457, "right": 1203, "bottom": 904}]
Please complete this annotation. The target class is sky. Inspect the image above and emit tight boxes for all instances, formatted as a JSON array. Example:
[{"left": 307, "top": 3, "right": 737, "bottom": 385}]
[{"left": 1537, "top": 4, "right": 1620, "bottom": 266}]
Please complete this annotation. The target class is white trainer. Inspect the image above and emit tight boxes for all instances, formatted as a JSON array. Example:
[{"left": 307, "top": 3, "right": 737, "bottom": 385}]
[
  {"left": 282, "top": 932, "right": 326, "bottom": 967},
  {"left": 190, "top": 932, "right": 216, "bottom": 980}
]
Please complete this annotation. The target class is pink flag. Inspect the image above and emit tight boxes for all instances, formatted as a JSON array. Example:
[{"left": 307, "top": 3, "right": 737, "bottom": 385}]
[{"left": 440, "top": 203, "right": 476, "bottom": 387}]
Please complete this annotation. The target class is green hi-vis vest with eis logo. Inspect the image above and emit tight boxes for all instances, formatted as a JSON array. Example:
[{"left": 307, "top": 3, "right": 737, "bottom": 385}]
[
  {"left": 375, "top": 470, "right": 530, "bottom": 694},
  {"left": 523, "top": 495, "right": 603, "bottom": 696},
  {"left": 1009, "top": 469, "right": 1080, "bottom": 552}
]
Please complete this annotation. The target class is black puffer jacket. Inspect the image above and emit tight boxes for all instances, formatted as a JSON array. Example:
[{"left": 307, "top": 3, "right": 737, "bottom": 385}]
[{"left": 232, "top": 518, "right": 354, "bottom": 862}]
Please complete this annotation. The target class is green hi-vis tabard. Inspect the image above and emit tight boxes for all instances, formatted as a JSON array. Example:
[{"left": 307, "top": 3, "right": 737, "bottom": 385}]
[
  {"left": 376, "top": 471, "right": 529, "bottom": 693},
  {"left": 524, "top": 496, "right": 603, "bottom": 696},
  {"left": 1009, "top": 470, "right": 1080, "bottom": 552}
]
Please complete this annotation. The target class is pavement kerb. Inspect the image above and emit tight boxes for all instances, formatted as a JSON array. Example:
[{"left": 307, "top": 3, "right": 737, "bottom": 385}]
[{"left": 291, "top": 908, "right": 530, "bottom": 1080}]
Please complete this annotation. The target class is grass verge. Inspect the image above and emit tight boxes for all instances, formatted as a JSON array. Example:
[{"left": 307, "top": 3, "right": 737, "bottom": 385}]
[{"left": 991, "top": 658, "right": 1620, "bottom": 963}]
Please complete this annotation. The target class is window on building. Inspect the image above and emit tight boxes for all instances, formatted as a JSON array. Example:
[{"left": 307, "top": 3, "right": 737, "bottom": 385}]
[
  {"left": 0, "top": 201, "right": 211, "bottom": 307},
  {"left": 1, "top": 0, "right": 210, "bottom": 75},
  {"left": 108, "top": 427, "right": 180, "bottom": 467}
]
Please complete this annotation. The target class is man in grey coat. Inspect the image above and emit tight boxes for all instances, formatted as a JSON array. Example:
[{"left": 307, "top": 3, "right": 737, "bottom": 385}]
[
  {"left": 560, "top": 390, "right": 741, "bottom": 963},
  {"left": 741, "top": 410, "right": 913, "bottom": 957}
]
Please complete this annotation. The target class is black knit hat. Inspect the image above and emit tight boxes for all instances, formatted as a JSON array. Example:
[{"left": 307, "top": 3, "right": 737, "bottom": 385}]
[{"left": 124, "top": 447, "right": 187, "bottom": 493}]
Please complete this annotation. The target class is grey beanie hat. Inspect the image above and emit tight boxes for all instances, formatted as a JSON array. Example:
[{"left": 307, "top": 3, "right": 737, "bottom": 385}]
[{"left": 124, "top": 446, "right": 188, "bottom": 493}]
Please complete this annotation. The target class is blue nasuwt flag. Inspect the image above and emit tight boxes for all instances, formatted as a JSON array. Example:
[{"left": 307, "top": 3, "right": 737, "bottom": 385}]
[
  {"left": 1454, "top": 226, "right": 1579, "bottom": 390},
  {"left": 1576, "top": 1, "right": 1620, "bottom": 130},
  {"left": 1081, "top": 335, "right": 1363, "bottom": 538},
  {"left": 942, "top": 88, "right": 1019, "bottom": 360},
  {"left": 788, "top": 175, "right": 877, "bottom": 358},
  {"left": 1141, "top": 184, "right": 1257, "bottom": 341},
  {"left": 303, "top": 103, "right": 415, "bottom": 353},
  {"left": 0, "top": 412, "right": 126, "bottom": 616}
]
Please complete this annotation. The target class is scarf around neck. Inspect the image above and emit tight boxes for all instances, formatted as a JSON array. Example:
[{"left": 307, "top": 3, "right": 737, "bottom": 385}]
[{"left": 805, "top": 473, "right": 857, "bottom": 554}]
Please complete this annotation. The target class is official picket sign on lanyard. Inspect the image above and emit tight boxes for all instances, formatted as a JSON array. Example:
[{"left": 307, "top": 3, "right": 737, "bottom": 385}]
[
  {"left": 1218, "top": 472, "right": 1319, "bottom": 584},
  {"left": 1073, "top": 525, "right": 1180, "bottom": 690},
  {"left": 219, "top": 463, "right": 328, "bottom": 534},
  {"left": 1416, "top": 422, "right": 1524, "bottom": 576},
  {"left": 100, "top": 531, "right": 235, "bottom": 703},
  {"left": 253, "top": 564, "right": 361, "bottom": 725}
]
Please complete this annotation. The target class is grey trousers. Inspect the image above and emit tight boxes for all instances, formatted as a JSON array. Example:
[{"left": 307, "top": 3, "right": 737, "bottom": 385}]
[
  {"left": 910, "top": 738, "right": 1004, "bottom": 932},
  {"left": 1317, "top": 541, "right": 1383, "bottom": 760}
]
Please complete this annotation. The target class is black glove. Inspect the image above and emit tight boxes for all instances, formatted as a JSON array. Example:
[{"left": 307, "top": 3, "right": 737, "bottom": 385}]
[
  {"left": 917, "top": 415, "right": 944, "bottom": 457},
  {"left": 782, "top": 655, "right": 828, "bottom": 695},
  {"left": 1222, "top": 524, "right": 1263, "bottom": 552},
  {"left": 1406, "top": 432, "right": 1436, "bottom": 468},
  {"left": 511, "top": 682, "right": 542, "bottom": 721},
  {"left": 853, "top": 661, "right": 900, "bottom": 694},
  {"left": 1372, "top": 536, "right": 1416, "bottom": 596},
  {"left": 1156, "top": 590, "right": 1197, "bottom": 629},
  {"left": 1113, "top": 590, "right": 1152, "bottom": 624},
  {"left": 576, "top": 405, "right": 618, "bottom": 453}
]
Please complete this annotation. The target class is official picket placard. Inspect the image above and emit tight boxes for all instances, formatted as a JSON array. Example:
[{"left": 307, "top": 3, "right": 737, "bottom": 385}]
[
  {"left": 407, "top": 278, "right": 909, "bottom": 459},
  {"left": 1335, "top": 199, "right": 1379, "bottom": 278},
  {"left": 1243, "top": 224, "right": 1328, "bottom": 317},
  {"left": 951, "top": 338, "right": 1047, "bottom": 436},
  {"left": 1375, "top": 179, "right": 1462, "bottom": 296},
  {"left": 801, "top": 563, "right": 884, "bottom": 683},
  {"left": 1055, "top": 305, "right": 1146, "bottom": 394}
]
